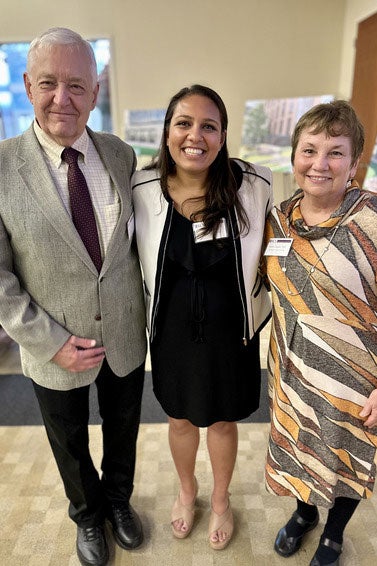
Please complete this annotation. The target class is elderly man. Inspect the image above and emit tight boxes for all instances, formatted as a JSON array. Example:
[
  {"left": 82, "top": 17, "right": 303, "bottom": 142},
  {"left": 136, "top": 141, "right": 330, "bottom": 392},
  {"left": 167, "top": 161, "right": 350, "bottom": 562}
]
[{"left": 0, "top": 27, "right": 146, "bottom": 566}]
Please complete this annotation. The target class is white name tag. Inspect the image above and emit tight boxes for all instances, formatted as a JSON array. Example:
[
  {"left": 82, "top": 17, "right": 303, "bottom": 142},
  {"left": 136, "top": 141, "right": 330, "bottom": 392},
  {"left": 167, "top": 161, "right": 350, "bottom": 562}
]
[
  {"left": 193, "top": 217, "right": 228, "bottom": 243},
  {"left": 264, "top": 238, "right": 293, "bottom": 256}
]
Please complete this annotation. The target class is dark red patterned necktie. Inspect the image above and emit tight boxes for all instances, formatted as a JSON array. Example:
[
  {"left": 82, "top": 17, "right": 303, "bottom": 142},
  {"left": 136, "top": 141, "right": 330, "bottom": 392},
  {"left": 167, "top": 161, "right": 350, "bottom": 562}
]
[{"left": 62, "top": 147, "right": 102, "bottom": 272}]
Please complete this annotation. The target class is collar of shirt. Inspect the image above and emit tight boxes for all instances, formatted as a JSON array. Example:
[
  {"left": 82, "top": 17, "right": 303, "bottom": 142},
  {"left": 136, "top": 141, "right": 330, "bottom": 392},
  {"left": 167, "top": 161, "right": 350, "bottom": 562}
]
[{"left": 33, "top": 120, "right": 90, "bottom": 168}]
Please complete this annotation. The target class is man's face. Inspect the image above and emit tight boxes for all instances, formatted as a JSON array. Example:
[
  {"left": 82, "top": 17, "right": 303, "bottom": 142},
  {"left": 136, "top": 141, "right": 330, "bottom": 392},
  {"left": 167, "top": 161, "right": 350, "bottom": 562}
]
[{"left": 24, "top": 44, "right": 99, "bottom": 146}]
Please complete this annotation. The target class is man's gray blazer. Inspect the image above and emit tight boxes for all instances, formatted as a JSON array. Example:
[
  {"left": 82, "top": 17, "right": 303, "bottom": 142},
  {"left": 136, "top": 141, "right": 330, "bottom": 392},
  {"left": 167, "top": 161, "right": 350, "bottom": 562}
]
[{"left": 0, "top": 125, "right": 146, "bottom": 390}]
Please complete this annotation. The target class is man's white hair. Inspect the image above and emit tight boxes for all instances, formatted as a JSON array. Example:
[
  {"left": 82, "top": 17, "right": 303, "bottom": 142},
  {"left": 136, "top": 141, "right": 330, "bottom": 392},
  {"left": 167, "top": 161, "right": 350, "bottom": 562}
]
[{"left": 26, "top": 27, "right": 98, "bottom": 86}]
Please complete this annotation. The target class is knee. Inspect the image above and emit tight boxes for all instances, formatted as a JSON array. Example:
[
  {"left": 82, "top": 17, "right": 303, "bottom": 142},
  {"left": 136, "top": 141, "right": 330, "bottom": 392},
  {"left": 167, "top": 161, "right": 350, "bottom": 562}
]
[
  {"left": 209, "top": 421, "right": 237, "bottom": 436},
  {"left": 169, "top": 417, "right": 196, "bottom": 436}
]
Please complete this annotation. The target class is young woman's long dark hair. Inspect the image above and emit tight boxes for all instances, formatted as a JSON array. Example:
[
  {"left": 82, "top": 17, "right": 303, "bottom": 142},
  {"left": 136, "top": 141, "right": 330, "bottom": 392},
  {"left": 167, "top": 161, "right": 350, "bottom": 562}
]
[{"left": 144, "top": 84, "right": 250, "bottom": 235}]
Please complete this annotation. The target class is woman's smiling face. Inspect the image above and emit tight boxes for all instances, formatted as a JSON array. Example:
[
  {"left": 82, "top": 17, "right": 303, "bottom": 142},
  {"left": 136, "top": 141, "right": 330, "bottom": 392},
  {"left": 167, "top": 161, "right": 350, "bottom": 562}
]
[
  {"left": 293, "top": 128, "right": 359, "bottom": 205},
  {"left": 166, "top": 94, "right": 225, "bottom": 177}
]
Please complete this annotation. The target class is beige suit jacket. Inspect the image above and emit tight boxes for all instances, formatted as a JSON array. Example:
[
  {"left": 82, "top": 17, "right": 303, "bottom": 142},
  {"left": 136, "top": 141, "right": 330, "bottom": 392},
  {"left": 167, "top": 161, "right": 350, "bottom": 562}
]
[{"left": 0, "top": 125, "right": 146, "bottom": 390}]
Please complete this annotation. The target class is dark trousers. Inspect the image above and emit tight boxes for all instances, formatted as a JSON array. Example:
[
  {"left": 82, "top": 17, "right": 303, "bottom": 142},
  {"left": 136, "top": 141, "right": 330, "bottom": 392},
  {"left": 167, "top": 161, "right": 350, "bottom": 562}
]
[{"left": 33, "top": 359, "right": 145, "bottom": 527}]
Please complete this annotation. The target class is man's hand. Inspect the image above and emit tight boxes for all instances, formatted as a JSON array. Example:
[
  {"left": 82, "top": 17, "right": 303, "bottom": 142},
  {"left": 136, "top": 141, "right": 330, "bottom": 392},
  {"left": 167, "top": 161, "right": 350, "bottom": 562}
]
[{"left": 52, "top": 335, "right": 105, "bottom": 372}]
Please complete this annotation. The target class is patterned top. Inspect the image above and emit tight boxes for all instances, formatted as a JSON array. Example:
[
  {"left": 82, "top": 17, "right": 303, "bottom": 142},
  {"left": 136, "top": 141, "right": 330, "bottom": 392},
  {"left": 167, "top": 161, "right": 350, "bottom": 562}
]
[{"left": 264, "top": 184, "right": 377, "bottom": 507}]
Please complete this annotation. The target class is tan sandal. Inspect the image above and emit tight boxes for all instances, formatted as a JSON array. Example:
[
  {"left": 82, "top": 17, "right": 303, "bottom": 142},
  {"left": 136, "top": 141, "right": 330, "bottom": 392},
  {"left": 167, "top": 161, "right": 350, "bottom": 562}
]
[
  {"left": 208, "top": 502, "right": 234, "bottom": 550},
  {"left": 171, "top": 477, "right": 198, "bottom": 539}
]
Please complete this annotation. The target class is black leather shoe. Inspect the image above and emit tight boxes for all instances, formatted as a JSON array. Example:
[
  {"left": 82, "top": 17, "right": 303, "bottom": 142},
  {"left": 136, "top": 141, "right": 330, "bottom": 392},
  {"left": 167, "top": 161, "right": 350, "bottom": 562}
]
[
  {"left": 76, "top": 524, "right": 109, "bottom": 566},
  {"left": 309, "top": 537, "right": 342, "bottom": 566},
  {"left": 109, "top": 503, "right": 143, "bottom": 549},
  {"left": 274, "top": 510, "right": 319, "bottom": 557}
]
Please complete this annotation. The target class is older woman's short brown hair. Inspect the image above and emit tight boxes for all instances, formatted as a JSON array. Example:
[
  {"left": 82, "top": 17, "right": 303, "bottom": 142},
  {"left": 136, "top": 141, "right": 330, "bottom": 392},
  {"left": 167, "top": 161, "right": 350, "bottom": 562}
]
[{"left": 291, "top": 100, "right": 364, "bottom": 166}]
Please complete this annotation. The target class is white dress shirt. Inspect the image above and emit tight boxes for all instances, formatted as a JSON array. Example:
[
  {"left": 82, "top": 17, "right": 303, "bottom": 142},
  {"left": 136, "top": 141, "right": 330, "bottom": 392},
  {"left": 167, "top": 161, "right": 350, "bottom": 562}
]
[{"left": 33, "top": 121, "right": 120, "bottom": 255}]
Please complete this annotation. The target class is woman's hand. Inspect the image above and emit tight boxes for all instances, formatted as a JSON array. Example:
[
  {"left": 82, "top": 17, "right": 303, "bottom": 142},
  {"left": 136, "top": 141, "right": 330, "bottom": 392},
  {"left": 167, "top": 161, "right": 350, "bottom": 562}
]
[{"left": 359, "top": 389, "right": 377, "bottom": 428}]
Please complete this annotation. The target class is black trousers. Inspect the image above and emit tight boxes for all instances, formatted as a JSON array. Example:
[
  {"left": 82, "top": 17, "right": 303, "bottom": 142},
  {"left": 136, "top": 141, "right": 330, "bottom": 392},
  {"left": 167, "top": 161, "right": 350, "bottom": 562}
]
[{"left": 33, "top": 359, "right": 145, "bottom": 527}]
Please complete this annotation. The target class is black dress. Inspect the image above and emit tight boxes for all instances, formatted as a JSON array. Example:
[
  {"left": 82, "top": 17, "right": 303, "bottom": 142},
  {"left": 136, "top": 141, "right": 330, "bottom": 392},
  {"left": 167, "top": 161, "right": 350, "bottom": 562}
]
[{"left": 150, "top": 208, "right": 261, "bottom": 427}]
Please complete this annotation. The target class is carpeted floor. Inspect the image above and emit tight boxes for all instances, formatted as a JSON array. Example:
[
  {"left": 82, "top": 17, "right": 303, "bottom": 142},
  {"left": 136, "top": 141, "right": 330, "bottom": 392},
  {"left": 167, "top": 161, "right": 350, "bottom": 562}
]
[
  {"left": 0, "top": 326, "right": 270, "bottom": 426},
  {"left": 0, "top": 370, "right": 269, "bottom": 426}
]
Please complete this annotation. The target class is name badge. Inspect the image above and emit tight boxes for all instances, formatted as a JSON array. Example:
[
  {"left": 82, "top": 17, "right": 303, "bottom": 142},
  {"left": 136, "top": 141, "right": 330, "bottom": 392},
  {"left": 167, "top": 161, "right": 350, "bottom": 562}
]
[
  {"left": 193, "top": 217, "right": 228, "bottom": 243},
  {"left": 264, "top": 238, "right": 293, "bottom": 256}
]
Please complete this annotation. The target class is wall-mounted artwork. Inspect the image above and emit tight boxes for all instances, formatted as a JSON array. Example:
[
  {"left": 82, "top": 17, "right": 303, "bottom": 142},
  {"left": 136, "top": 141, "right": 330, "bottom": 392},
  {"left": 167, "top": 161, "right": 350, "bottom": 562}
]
[
  {"left": 124, "top": 108, "right": 165, "bottom": 168},
  {"left": 240, "top": 95, "right": 334, "bottom": 172},
  {"left": 0, "top": 39, "right": 112, "bottom": 140}
]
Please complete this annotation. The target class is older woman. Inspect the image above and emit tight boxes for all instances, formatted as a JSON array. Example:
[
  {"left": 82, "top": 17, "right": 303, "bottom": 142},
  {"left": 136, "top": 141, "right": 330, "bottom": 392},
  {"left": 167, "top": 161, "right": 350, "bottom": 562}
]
[
  {"left": 133, "top": 85, "right": 272, "bottom": 549},
  {"left": 264, "top": 100, "right": 377, "bottom": 566}
]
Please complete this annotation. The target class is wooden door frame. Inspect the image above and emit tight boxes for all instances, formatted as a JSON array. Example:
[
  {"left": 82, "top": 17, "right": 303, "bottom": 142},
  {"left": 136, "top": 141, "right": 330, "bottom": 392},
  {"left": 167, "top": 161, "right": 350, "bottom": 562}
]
[{"left": 350, "top": 11, "right": 377, "bottom": 187}]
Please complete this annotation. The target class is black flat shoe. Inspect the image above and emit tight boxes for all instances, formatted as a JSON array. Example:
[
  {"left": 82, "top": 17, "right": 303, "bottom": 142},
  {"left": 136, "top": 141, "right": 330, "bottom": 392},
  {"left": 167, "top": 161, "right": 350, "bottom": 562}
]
[
  {"left": 109, "top": 503, "right": 143, "bottom": 549},
  {"left": 76, "top": 524, "right": 109, "bottom": 566},
  {"left": 274, "top": 510, "right": 319, "bottom": 557},
  {"left": 309, "top": 537, "right": 342, "bottom": 566}
]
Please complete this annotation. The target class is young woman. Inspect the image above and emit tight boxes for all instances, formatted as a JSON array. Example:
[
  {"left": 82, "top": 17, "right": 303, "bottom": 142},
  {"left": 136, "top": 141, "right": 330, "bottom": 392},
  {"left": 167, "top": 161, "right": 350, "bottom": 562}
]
[{"left": 133, "top": 85, "right": 272, "bottom": 549}]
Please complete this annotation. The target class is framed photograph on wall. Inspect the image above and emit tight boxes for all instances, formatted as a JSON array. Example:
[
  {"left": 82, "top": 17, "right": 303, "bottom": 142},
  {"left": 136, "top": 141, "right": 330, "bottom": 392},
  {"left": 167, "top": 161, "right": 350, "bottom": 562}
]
[{"left": 240, "top": 94, "right": 334, "bottom": 172}]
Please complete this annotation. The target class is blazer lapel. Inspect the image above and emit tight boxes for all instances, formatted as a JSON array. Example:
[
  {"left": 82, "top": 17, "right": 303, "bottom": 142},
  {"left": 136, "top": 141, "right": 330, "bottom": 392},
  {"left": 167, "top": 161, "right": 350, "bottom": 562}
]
[
  {"left": 89, "top": 130, "right": 133, "bottom": 273},
  {"left": 17, "top": 127, "right": 98, "bottom": 274}
]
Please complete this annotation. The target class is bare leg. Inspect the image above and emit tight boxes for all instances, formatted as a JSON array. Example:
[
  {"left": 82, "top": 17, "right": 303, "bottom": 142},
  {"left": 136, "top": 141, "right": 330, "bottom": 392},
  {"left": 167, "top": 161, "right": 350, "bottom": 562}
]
[
  {"left": 207, "top": 421, "right": 238, "bottom": 544},
  {"left": 168, "top": 417, "right": 199, "bottom": 534}
]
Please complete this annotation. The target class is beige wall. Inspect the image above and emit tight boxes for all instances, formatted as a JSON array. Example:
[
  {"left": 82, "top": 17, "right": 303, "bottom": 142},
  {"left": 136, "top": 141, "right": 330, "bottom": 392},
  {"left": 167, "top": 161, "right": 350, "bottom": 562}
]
[{"left": 0, "top": 0, "right": 375, "bottom": 177}]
